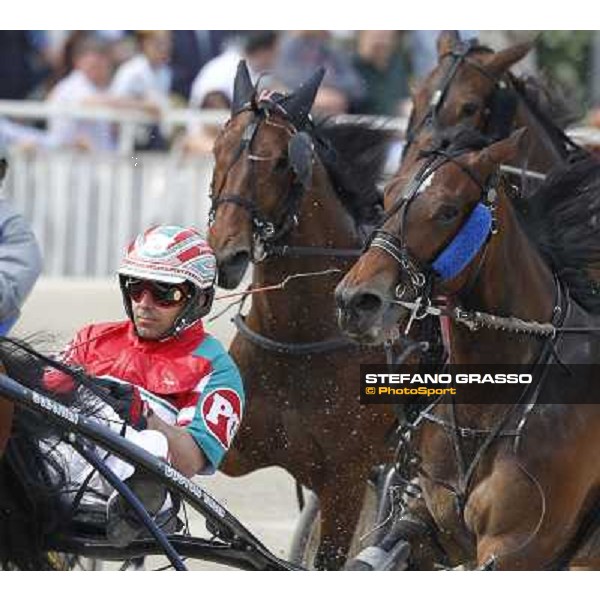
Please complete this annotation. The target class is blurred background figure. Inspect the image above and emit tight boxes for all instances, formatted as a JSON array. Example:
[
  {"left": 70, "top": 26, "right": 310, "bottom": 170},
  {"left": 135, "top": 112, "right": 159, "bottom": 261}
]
[
  {"left": 50, "top": 31, "right": 135, "bottom": 88},
  {"left": 590, "top": 32, "right": 600, "bottom": 128},
  {"left": 352, "top": 30, "right": 410, "bottom": 116},
  {"left": 180, "top": 90, "right": 230, "bottom": 156},
  {"left": 478, "top": 31, "right": 539, "bottom": 77},
  {"left": 184, "top": 32, "right": 279, "bottom": 156},
  {"left": 46, "top": 34, "right": 115, "bottom": 151},
  {"left": 536, "top": 30, "right": 596, "bottom": 123},
  {"left": 110, "top": 30, "right": 174, "bottom": 150},
  {"left": 170, "top": 31, "right": 235, "bottom": 102},
  {"left": 408, "top": 30, "right": 479, "bottom": 83},
  {"left": 0, "top": 142, "right": 43, "bottom": 335},
  {"left": 189, "top": 31, "right": 279, "bottom": 110},
  {"left": 275, "top": 31, "right": 364, "bottom": 116},
  {"left": 0, "top": 31, "right": 52, "bottom": 100}
]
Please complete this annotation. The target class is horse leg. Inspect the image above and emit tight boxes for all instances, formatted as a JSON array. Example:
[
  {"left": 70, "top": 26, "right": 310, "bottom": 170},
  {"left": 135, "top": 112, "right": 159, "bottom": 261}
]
[
  {"left": 346, "top": 494, "right": 446, "bottom": 570},
  {"left": 312, "top": 468, "right": 372, "bottom": 571}
]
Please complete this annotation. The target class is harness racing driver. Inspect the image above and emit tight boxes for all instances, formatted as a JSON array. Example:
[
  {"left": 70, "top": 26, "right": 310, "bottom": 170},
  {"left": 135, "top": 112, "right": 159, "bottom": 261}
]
[{"left": 44, "top": 225, "right": 245, "bottom": 546}]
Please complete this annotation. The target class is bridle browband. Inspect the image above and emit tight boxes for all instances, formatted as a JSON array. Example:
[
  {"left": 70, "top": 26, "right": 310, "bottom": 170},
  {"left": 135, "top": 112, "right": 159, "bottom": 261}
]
[{"left": 209, "top": 100, "right": 362, "bottom": 262}]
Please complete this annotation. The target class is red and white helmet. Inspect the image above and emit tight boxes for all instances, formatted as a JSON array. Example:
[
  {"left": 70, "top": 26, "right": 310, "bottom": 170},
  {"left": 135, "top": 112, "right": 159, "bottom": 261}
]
[
  {"left": 118, "top": 225, "right": 217, "bottom": 336},
  {"left": 118, "top": 225, "right": 216, "bottom": 289}
]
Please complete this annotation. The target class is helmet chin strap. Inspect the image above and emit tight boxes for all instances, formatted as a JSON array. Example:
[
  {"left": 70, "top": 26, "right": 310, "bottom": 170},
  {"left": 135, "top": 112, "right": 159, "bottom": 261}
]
[{"left": 168, "top": 287, "right": 215, "bottom": 338}]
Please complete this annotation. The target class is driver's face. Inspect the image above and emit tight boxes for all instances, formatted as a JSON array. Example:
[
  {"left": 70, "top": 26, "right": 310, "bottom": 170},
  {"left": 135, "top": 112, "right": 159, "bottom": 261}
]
[{"left": 131, "top": 290, "right": 184, "bottom": 340}]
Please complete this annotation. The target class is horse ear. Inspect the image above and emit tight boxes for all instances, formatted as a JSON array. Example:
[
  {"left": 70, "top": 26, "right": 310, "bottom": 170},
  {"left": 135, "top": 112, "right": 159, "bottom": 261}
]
[
  {"left": 280, "top": 67, "right": 326, "bottom": 129},
  {"left": 437, "top": 31, "right": 460, "bottom": 59},
  {"left": 481, "top": 128, "right": 528, "bottom": 166},
  {"left": 231, "top": 60, "right": 254, "bottom": 115},
  {"left": 288, "top": 132, "right": 314, "bottom": 189},
  {"left": 484, "top": 42, "right": 534, "bottom": 77}
]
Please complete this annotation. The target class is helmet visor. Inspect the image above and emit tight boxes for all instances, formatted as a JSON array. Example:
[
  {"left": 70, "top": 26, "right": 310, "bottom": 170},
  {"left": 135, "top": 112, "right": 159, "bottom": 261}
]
[{"left": 123, "top": 277, "right": 192, "bottom": 308}]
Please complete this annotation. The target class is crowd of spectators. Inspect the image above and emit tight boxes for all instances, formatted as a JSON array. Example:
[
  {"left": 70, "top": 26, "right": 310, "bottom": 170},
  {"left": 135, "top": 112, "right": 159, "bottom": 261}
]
[{"left": 0, "top": 30, "right": 599, "bottom": 156}]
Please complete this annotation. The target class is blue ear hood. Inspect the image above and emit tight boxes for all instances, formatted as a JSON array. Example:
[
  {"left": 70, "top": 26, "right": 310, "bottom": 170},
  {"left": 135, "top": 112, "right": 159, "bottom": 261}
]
[{"left": 431, "top": 202, "right": 492, "bottom": 281}]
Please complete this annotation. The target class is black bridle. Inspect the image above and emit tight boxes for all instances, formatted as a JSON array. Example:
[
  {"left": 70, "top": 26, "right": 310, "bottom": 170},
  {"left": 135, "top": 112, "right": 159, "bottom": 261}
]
[
  {"left": 403, "top": 39, "right": 514, "bottom": 158},
  {"left": 209, "top": 102, "right": 362, "bottom": 262},
  {"left": 364, "top": 148, "right": 499, "bottom": 332},
  {"left": 209, "top": 108, "right": 304, "bottom": 260}
]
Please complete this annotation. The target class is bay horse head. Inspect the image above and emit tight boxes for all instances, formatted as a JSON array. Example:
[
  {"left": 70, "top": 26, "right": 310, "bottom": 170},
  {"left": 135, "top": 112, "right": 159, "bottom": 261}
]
[
  {"left": 336, "top": 128, "right": 526, "bottom": 343},
  {"left": 403, "top": 31, "right": 532, "bottom": 169},
  {"left": 208, "top": 61, "right": 324, "bottom": 289}
]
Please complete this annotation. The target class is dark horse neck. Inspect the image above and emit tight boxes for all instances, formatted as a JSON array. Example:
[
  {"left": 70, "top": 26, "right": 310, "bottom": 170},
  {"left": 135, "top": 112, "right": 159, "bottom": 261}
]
[
  {"left": 448, "top": 185, "right": 556, "bottom": 366},
  {"left": 512, "top": 93, "right": 572, "bottom": 180},
  {"left": 248, "top": 164, "right": 362, "bottom": 343}
]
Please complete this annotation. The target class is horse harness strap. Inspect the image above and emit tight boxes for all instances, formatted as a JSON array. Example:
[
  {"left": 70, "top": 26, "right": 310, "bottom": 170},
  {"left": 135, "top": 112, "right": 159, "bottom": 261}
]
[
  {"left": 265, "top": 245, "right": 362, "bottom": 259},
  {"left": 399, "top": 278, "right": 569, "bottom": 523},
  {"left": 232, "top": 313, "right": 360, "bottom": 355}
]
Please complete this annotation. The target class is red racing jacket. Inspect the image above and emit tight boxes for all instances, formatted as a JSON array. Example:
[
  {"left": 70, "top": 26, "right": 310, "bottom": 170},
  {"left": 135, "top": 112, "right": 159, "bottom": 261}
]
[{"left": 44, "top": 320, "right": 245, "bottom": 472}]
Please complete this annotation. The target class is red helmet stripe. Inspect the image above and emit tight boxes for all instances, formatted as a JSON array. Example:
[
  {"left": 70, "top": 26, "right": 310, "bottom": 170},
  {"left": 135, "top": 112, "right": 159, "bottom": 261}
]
[{"left": 177, "top": 246, "right": 202, "bottom": 263}]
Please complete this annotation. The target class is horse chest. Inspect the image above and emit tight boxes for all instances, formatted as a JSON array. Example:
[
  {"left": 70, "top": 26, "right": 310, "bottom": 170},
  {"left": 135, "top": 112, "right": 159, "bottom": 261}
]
[{"left": 417, "top": 423, "right": 482, "bottom": 553}]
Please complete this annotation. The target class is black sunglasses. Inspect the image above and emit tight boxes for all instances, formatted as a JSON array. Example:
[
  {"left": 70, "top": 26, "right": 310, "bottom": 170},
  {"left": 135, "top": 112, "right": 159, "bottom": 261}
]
[{"left": 124, "top": 278, "right": 191, "bottom": 307}]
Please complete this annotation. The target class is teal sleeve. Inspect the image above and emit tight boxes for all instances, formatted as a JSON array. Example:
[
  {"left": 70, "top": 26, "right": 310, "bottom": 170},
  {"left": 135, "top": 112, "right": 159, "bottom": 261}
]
[{"left": 186, "top": 336, "right": 245, "bottom": 473}]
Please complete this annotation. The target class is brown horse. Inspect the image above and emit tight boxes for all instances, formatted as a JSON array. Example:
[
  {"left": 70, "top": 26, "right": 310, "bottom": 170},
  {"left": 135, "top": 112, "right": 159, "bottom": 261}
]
[
  {"left": 0, "top": 391, "right": 13, "bottom": 456},
  {"left": 336, "top": 130, "right": 600, "bottom": 569},
  {"left": 402, "top": 31, "right": 581, "bottom": 199},
  {"left": 207, "top": 62, "right": 421, "bottom": 569}
]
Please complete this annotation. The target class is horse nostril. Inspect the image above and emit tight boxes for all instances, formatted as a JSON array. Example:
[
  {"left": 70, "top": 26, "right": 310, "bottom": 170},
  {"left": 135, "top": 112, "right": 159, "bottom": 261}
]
[
  {"left": 353, "top": 292, "right": 383, "bottom": 315},
  {"left": 227, "top": 250, "right": 250, "bottom": 270}
]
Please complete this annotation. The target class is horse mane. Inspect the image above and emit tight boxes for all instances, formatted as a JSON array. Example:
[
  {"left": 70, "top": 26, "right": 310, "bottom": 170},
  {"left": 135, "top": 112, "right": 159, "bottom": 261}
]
[
  {"left": 0, "top": 336, "right": 107, "bottom": 569},
  {"left": 516, "top": 155, "right": 600, "bottom": 313},
  {"left": 312, "top": 119, "right": 392, "bottom": 224},
  {"left": 509, "top": 73, "right": 585, "bottom": 159},
  {"left": 514, "top": 75, "right": 577, "bottom": 127}
]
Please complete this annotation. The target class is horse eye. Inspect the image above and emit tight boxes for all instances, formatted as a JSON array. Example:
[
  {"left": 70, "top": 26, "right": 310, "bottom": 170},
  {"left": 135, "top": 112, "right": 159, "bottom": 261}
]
[
  {"left": 461, "top": 102, "right": 480, "bottom": 117},
  {"left": 436, "top": 204, "right": 460, "bottom": 224}
]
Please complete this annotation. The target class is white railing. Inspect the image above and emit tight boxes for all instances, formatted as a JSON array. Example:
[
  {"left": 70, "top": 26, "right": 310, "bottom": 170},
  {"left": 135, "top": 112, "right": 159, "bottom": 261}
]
[
  {"left": 0, "top": 100, "right": 231, "bottom": 155},
  {"left": 5, "top": 150, "right": 214, "bottom": 276},
  {"left": 1, "top": 101, "right": 599, "bottom": 278}
]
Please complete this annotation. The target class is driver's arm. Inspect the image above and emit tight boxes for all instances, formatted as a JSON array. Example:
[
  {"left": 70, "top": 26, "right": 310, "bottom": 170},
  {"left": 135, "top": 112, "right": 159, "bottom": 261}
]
[{"left": 147, "top": 413, "right": 206, "bottom": 478}]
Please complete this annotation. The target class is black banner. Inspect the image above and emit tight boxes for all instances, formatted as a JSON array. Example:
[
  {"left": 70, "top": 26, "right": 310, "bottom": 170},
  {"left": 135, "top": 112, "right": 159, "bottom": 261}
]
[{"left": 360, "top": 364, "right": 600, "bottom": 404}]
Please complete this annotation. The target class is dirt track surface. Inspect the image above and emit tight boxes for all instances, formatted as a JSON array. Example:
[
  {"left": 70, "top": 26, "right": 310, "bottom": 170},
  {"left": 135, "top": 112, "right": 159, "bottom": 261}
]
[{"left": 14, "top": 277, "right": 302, "bottom": 571}]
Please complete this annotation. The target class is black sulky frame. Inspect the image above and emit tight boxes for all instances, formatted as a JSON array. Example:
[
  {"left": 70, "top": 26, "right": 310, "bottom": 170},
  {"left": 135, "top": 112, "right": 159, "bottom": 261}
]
[{"left": 0, "top": 373, "right": 302, "bottom": 571}]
